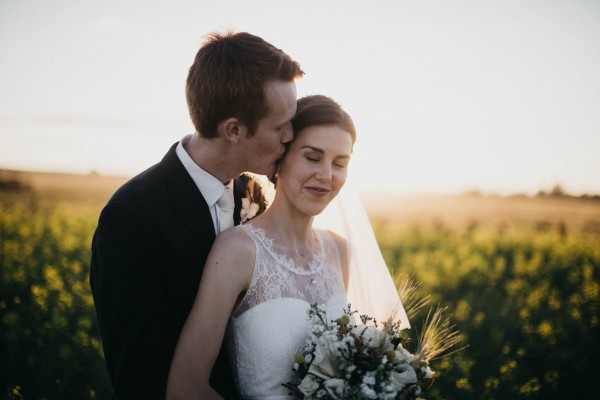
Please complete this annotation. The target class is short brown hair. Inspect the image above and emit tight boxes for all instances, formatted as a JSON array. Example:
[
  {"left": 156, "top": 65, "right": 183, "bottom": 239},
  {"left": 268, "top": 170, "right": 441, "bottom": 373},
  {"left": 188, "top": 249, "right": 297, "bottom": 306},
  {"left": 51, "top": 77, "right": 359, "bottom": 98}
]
[
  {"left": 291, "top": 95, "right": 356, "bottom": 144},
  {"left": 186, "top": 31, "right": 304, "bottom": 138}
]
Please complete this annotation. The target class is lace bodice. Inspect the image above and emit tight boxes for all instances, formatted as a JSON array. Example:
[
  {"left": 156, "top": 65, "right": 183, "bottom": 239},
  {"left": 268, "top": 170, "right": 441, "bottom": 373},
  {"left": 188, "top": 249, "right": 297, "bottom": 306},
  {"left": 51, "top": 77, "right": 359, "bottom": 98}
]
[
  {"left": 232, "top": 225, "right": 346, "bottom": 317},
  {"left": 227, "top": 224, "right": 348, "bottom": 399}
]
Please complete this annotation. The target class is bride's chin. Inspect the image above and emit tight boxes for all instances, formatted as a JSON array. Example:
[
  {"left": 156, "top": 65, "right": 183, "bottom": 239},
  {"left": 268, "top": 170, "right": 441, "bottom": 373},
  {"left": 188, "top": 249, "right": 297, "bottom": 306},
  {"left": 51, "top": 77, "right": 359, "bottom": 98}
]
[{"left": 305, "top": 204, "right": 331, "bottom": 218}]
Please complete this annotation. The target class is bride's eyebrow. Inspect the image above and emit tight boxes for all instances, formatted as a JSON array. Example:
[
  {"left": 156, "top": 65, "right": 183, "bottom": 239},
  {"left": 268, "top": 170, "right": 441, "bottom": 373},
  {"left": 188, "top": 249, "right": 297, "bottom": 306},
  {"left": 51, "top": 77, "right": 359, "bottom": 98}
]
[
  {"left": 301, "top": 145, "right": 324, "bottom": 154},
  {"left": 301, "top": 145, "right": 351, "bottom": 159}
]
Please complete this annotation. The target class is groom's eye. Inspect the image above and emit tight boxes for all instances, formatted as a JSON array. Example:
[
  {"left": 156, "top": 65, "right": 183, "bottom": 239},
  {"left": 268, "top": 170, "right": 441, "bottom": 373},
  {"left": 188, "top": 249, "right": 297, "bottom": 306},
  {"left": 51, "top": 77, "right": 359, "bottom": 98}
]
[{"left": 276, "top": 122, "right": 291, "bottom": 132}]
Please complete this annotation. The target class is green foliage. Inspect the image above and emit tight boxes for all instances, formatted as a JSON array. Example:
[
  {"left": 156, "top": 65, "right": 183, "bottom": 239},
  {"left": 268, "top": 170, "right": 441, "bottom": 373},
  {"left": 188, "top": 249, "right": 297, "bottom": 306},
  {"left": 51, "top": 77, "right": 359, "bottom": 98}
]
[
  {"left": 0, "top": 201, "right": 111, "bottom": 399},
  {"left": 377, "top": 221, "right": 600, "bottom": 399},
  {"left": 2, "top": 185, "right": 599, "bottom": 399}
]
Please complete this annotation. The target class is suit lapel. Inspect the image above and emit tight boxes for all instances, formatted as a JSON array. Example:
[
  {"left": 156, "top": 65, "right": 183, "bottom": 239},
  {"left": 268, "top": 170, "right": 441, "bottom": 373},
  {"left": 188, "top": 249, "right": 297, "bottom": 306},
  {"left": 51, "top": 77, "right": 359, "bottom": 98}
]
[
  {"left": 233, "top": 179, "right": 242, "bottom": 226},
  {"left": 161, "top": 144, "right": 216, "bottom": 243}
]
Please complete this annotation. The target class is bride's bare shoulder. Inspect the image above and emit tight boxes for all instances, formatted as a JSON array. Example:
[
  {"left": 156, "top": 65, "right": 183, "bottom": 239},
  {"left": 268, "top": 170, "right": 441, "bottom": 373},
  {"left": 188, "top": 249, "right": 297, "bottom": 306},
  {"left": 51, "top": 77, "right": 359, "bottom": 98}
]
[
  {"left": 199, "top": 226, "right": 257, "bottom": 292},
  {"left": 321, "top": 230, "right": 347, "bottom": 256},
  {"left": 319, "top": 229, "right": 349, "bottom": 288},
  {"left": 212, "top": 226, "right": 255, "bottom": 253},
  {"left": 208, "top": 226, "right": 256, "bottom": 272}
]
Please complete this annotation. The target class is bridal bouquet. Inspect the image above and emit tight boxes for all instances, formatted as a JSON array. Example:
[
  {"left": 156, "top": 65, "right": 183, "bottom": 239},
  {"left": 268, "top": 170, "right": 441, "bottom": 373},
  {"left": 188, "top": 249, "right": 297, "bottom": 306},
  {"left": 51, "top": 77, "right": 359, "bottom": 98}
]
[{"left": 285, "top": 299, "right": 461, "bottom": 399}]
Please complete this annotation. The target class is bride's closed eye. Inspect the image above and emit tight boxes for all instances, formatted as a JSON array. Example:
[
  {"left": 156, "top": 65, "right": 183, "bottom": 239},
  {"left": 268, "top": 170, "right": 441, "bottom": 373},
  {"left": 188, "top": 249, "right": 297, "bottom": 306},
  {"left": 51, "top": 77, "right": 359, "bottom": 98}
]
[
  {"left": 300, "top": 148, "right": 321, "bottom": 162},
  {"left": 334, "top": 159, "right": 350, "bottom": 169},
  {"left": 302, "top": 151, "right": 349, "bottom": 168}
]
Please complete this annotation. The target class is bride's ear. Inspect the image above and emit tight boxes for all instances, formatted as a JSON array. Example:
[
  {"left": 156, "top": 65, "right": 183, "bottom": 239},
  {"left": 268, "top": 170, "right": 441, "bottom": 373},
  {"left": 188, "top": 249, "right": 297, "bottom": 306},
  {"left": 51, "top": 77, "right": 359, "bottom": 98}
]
[
  {"left": 269, "top": 164, "right": 281, "bottom": 187},
  {"left": 221, "top": 118, "right": 246, "bottom": 144}
]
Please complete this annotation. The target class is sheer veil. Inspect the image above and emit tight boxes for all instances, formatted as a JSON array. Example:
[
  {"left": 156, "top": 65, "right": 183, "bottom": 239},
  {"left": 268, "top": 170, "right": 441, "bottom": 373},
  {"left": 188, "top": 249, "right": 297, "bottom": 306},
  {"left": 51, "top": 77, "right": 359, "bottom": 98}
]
[
  {"left": 313, "top": 178, "right": 410, "bottom": 329},
  {"left": 251, "top": 174, "right": 409, "bottom": 329}
]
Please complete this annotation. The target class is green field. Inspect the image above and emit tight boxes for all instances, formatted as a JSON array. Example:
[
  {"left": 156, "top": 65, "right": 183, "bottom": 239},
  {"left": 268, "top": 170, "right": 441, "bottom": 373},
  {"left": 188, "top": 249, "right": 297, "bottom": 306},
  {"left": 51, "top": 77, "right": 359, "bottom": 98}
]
[{"left": 1, "top": 170, "right": 599, "bottom": 399}]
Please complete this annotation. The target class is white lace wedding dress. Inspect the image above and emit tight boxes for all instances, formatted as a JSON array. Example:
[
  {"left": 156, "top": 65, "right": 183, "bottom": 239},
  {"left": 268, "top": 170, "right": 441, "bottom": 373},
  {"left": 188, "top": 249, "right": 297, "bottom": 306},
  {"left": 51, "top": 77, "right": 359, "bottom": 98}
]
[{"left": 227, "top": 224, "right": 348, "bottom": 400}]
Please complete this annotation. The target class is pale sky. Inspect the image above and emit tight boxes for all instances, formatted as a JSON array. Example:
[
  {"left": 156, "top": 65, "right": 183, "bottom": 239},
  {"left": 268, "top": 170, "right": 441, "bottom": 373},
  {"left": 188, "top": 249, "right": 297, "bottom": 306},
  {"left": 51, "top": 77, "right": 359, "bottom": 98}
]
[{"left": 1, "top": 0, "right": 599, "bottom": 195}]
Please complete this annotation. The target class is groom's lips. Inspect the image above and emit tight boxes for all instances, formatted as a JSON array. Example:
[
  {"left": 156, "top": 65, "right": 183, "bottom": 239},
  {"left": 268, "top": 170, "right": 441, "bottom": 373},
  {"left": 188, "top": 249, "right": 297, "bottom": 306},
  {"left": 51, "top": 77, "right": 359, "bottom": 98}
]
[{"left": 305, "top": 186, "right": 330, "bottom": 198}]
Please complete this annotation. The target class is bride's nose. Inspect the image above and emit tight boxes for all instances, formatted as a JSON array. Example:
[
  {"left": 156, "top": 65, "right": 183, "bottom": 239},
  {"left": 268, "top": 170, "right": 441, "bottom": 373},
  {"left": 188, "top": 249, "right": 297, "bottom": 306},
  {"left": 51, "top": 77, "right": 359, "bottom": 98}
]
[{"left": 315, "top": 162, "right": 332, "bottom": 182}]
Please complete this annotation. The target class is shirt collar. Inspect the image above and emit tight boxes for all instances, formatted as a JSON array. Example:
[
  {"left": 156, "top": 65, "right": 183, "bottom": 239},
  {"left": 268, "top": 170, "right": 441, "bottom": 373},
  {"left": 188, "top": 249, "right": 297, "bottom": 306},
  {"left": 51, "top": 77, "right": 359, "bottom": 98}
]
[{"left": 176, "top": 135, "right": 233, "bottom": 207}]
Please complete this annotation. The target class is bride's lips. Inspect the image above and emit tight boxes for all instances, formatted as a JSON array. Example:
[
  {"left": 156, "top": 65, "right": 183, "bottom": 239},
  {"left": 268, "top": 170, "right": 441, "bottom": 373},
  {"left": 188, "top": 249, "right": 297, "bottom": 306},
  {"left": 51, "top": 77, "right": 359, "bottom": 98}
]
[{"left": 305, "top": 186, "right": 330, "bottom": 198}]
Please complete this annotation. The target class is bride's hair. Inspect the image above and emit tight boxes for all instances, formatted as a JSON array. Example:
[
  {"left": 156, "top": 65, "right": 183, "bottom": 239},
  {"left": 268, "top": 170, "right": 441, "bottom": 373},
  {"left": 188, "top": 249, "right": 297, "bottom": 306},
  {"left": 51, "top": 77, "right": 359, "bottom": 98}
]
[{"left": 292, "top": 95, "right": 356, "bottom": 144}]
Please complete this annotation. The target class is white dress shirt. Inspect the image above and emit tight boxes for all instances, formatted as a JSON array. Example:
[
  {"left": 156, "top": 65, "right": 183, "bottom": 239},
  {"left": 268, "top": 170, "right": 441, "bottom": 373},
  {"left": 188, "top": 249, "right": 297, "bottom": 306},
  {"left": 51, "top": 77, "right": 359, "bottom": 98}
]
[{"left": 176, "top": 135, "right": 233, "bottom": 234}]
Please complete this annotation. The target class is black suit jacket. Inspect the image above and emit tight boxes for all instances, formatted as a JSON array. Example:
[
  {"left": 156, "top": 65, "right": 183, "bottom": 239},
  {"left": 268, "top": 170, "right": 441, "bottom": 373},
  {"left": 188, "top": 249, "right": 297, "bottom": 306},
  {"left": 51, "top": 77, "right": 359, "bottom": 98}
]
[{"left": 90, "top": 143, "right": 239, "bottom": 399}]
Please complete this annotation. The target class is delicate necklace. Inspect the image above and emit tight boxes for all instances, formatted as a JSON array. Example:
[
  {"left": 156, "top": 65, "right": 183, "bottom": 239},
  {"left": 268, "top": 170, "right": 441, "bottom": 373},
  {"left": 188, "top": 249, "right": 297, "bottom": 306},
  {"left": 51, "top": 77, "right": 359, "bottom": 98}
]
[{"left": 266, "top": 228, "right": 323, "bottom": 274}]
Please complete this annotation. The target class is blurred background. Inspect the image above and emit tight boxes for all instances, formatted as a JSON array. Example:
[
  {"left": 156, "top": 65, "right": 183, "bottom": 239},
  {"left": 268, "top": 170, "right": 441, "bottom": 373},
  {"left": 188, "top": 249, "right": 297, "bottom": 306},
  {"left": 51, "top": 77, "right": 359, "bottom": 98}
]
[
  {"left": 1, "top": 0, "right": 599, "bottom": 195},
  {"left": 1, "top": 1, "right": 599, "bottom": 399}
]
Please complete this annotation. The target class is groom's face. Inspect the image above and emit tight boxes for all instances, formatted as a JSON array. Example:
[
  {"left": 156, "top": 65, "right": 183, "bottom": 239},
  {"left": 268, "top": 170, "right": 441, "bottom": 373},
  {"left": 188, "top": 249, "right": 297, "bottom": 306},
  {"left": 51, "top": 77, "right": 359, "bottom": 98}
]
[{"left": 239, "top": 80, "right": 297, "bottom": 176}]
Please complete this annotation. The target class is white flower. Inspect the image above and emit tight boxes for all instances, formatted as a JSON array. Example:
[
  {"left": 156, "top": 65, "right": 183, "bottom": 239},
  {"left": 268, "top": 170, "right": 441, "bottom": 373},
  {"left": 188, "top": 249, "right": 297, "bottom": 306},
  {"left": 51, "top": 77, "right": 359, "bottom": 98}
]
[
  {"left": 352, "top": 325, "right": 384, "bottom": 348},
  {"left": 394, "top": 344, "right": 415, "bottom": 364},
  {"left": 298, "top": 374, "right": 319, "bottom": 396},
  {"left": 392, "top": 364, "right": 418, "bottom": 387},
  {"left": 360, "top": 383, "right": 378, "bottom": 399},
  {"left": 342, "top": 336, "right": 355, "bottom": 345},
  {"left": 362, "top": 372, "right": 376, "bottom": 386},
  {"left": 240, "top": 198, "right": 259, "bottom": 223},
  {"left": 310, "top": 324, "right": 325, "bottom": 336},
  {"left": 324, "top": 378, "right": 347, "bottom": 399},
  {"left": 379, "top": 390, "right": 399, "bottom": 400},
  {"left": 309, "top": 335, "right": 343, "bottom": 379},
  {"left": 421, "top": 365, "right": 434, "bottom": 379}
]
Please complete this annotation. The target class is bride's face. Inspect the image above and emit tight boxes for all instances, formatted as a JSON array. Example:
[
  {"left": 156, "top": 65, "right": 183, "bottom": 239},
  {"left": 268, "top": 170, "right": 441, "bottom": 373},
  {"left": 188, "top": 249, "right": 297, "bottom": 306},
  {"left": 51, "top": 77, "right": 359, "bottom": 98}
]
[{"left": 277, "top": 124, "right": 353, "bottom": 216}]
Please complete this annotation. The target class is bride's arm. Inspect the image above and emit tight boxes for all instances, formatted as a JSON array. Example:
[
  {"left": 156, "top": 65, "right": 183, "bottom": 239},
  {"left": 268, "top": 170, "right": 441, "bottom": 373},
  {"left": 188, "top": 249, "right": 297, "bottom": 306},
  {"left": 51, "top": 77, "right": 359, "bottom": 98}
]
[{"left": 166, "top": 228, "right": 254, "bottom": 400}]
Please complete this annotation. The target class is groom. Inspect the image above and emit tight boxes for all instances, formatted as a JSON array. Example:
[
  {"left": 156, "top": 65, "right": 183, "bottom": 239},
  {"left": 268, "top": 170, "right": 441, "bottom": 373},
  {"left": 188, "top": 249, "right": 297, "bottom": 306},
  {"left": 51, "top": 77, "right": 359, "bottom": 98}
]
[{"left": 90, "top": 31, "right": 303, "bottom": 399}]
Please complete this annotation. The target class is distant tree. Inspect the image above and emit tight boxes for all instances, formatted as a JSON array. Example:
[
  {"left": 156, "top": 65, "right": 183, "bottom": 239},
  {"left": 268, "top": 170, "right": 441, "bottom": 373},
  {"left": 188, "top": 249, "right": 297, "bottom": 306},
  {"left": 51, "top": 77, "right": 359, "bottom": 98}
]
[
  {"left": 462, "top": 190, "right": 483, "bottom": 198},
  {"left": 550, "top": 184, "right": 566, "bottom": 197}
]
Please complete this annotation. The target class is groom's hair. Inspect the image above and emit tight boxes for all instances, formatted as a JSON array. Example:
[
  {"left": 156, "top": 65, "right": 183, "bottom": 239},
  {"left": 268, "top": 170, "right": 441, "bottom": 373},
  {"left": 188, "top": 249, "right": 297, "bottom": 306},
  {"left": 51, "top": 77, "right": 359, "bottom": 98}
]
[{"left": 186, "top": 31, "right": 304, "bottom": 138}]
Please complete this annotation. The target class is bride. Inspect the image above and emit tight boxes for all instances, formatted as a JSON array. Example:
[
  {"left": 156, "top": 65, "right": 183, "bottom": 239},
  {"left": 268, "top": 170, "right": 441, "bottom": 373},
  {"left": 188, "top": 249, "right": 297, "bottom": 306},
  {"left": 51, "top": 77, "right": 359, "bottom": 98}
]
[{"left": 166, "top": 95, "right": 408, "bottom": 399}]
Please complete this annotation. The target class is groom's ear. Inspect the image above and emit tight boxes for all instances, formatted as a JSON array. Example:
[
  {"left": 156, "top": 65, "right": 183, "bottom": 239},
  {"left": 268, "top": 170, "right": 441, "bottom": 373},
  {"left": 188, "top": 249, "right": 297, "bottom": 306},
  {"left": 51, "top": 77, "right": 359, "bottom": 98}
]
[{"left": 221, "top": 118, "right": 247, "bottom": 144}]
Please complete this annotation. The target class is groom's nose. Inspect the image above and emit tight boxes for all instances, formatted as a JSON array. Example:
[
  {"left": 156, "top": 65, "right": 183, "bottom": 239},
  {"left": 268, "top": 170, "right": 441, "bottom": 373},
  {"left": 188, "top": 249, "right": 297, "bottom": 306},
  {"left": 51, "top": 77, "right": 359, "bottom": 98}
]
[{"left": 281, "top": 123, "right": 293, "bottom": 143}]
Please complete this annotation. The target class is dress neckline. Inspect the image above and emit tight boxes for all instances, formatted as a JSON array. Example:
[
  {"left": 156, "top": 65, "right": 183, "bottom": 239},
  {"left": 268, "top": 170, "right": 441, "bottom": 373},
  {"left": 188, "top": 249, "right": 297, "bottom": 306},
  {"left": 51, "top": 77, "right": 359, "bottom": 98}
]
[{"left": 243, "top": 224, "right": 325, "bottom": 276}]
